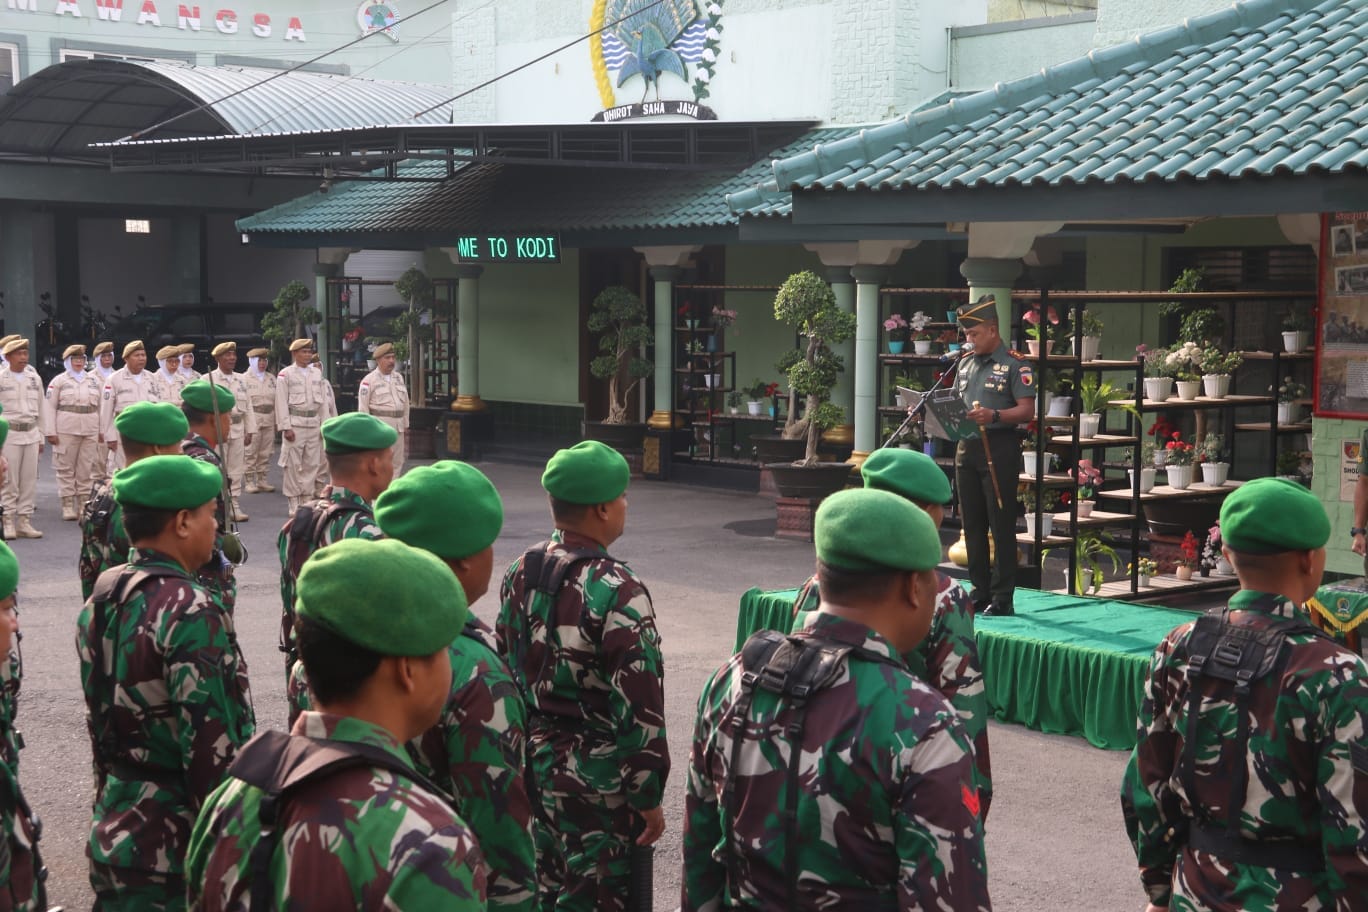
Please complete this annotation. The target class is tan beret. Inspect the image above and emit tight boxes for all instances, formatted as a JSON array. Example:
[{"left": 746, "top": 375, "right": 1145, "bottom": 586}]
[
  {"left": 177, "top": 343, "right": 196, "bottom": 355},
  {"left": 246, "top": 348, "right": 269, "bottom": 359},
  {"left": 93, "top": 342, "right": 113, "bottom": 356},
  {"left": 63, "top": 344, "right": 87, "bottom": 359},
  {"left": 0, "top": 335, "right": 17, "bottom": 349},
  {"left": 289, "top": 338, "right": 315, "bottom": 352},
  {"left": 123, "top": 340, "right": 145, "bottom": 359},
  {"left": 156, "top": 345, "right": 180, "bottom": 361},
  {"left": 2, "top": 338, "right": 29, "bottom": 356},
  {"left": 212, "top": 341, "right": 236, "bottom": 357},
  {"left": 372, "top": 342, "right": 394, "bottom": 359}
]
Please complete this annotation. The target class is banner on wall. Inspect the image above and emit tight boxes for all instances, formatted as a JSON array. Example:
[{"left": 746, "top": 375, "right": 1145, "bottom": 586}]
[
  {"left": 1317, "top": 212, "right": 1368, "bottom": 418},
  {"left": 590, "top": 0, "right": 723, "bottom": 122}
]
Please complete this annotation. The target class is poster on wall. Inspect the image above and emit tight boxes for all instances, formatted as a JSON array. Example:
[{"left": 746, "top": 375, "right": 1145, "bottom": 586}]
[
  {"left": 1344, "top": 438, "right": 1362, "bottom": 501},
  {"left": 1317, "top": 212, "right": 1368, "bottom": 418},
  {"left": 590, "top": 0, "right": 724, "bottom": 122}
]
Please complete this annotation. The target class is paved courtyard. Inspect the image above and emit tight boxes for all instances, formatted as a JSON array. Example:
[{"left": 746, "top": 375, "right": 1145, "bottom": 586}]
[{"left": 14, "top": 457, "right": 1143, "bottom": 910}]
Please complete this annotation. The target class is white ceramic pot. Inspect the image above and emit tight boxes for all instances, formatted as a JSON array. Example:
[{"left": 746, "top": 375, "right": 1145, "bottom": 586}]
[
  {"left": 1023, "top": 512, "right": 1053, "bottom": 538},
  {"left": 1214, "top": 557, "right": 1233, "bottom": 575},
  {"left": 1138, "top": 573, "right": 1152, "bottom": 588},
  {"left": 1200, "top": 461, "right": 1230, "bottom": 486},
  {"left": 1175, "top": 380, "right": 1201, "bottom": 401},
  {"left": 1078, "top": 500, "right": 1095, "bottom": 518},
  {"left": 914, "top": 340, "right": 933, "bottom": 355},
  {"left": 1153, "top": 449, "right": 1168, "bottom": 468},
  {"left": 1281, "top": 330, "right": 1309, "bottom": 352},
  {"left": 1079, "top": 567, "right": 1095, "bottom": 594},
  {"left": 1022, "top": 451, "right": 1040, "bottom": 476},
  {"left": 1073, "top": 335, "right": 1101, "bottom": 362},
  {"left": 1166, "top": 464, "right": 1194, "bottom": 490},
  {"left": 1129, "top": 467, "right": 1156, "bottom": 493},
  {"left": 1278, "top": 402, "right": 1301, "bottom": 424},
  {"left": 747, "top": 400, "right": 764, "bottom": 416},
  {"left": 1176, "top": 565, "right": 1193, "bottom": 581},
  {"left": 729, "top": 407, "right": 739, "bottom": 415},
  {"left": 1201, "top": 373, "right": 1230, "bottom": 399},
  {"left": 1026, "top": 340, "right": 1041, "bottom": 357},
  {"left": 1143, "top": 377, "right": 1172, "bottom": 402},
  {"left": 1079, "top": 413, "right": 1102, "bottom": 439},
  {"left": 1048, "top": 396, "right": 1073, "bottom": 418}
]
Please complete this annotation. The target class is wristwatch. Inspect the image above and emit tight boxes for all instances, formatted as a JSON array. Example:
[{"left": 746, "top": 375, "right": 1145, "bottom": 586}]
[
  {"left": 1352, "top": 527, "right": 1367, "bottom": 537},
  {"left": 993, "top": 409, "right": 1001, "bottom": 424}
]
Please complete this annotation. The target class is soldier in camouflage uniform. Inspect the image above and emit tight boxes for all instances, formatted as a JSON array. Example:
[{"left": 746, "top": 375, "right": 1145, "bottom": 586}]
[
  {"left": 278, "top": 413, "right": 395, "bottom": 724},
  {"left": 186, "top": 538, "right": 487, "bottom": 910},
  {"left": 76, "top": 455, "right": 255, "bottom": 910},
  {"left": 497, "top": 440, "right": 668, "bottom": 912},
  {"left": 376, "top": 461, "right": 535, "bottom": 911},
  {"left": 790, "top": 447, "right": 992, "bottom": 817},
  {"left": 684, "top": 489, "right": 991, "bottom": 911},
  {"left": 1122, "top": 477, "right": 1368, "bottom": 911},
  {"left": 0, "top": 541, "right": 49, "bottom": 911},
  {"left": 79, "top": 402, "right": 189, "bottom": 601},
  {"left": 179, "top": 381, "right": 239, "bottom": 614}
]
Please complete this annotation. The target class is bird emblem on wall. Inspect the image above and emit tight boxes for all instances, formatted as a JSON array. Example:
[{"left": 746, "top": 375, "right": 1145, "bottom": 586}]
[{"left": 606, "top": 0, "right": 701, "bottom": 100}]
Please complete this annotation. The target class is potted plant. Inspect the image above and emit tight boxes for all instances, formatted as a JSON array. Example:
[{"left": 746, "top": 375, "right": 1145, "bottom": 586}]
[
  {"left": 1018, "top": 482, "right": 1060, "bottom": 539},
  {"left": 261, "top": 279, "right": 322, "bottom": 365},
  {"left": 1138, "top": 344, "right": 1174, "bottom": 402},
  {"left": 910, "top": 311, "right": 934, "bottom": 355},
  {"left": 1201, "top": 523, "right": 1232, "bottom": 576},
  {"left": 1041, "top": 374, "right": 1074, "bottom": 418},
  {"left": 1125, "top": 442, "right": 1157, "bottom": 494},
  {"left": 743, "top": 377, "right": 768, "bottom": 416},
  {"left": 1282, "top": 307, "right": 1313, "bottom": 352},
  {"left": 1276, "top": 448, "right": 1311, "bottom": 484},
  {"left": 1021, "top": 435, "right": 1056, "bottom": 478},
  {"left": 1023, "top": 303, "right": 1059, "bottom": 357},
  {"left": 1163, "top": 341, "right": 1205, "bottom": 400},
  {"left": 585, "top": 285, "right": 652, "bottom": 450},
  {"left": 1161, "top": 267, "right": 1226, "bottom": 348},
  {"left": 767, "top": 271, "right": 857, "bottom": 498},
  {"left": 1148, "top": 416, "right": 1178, "bottom": 466},
  {"left": 392, "top": 266, "right": 438, "bottom": 402},
  {"left": 1197, "top": 433, "right": 1229, "bottom": 486},
  {"left": 1077, "top": 376, "right": 1140, "bottom": 439},
  {"left": 883, "top": 313, "right": 909, "bottom": 353},
  {"left": 1274, "top": 377, "right": 1308, "bottom": 424},
  {"left": 1198, "top": 347, "right": 1243, "bottom": 399},
  {"left": 1071, "top": 459, "right": 1102, "bottom": 517},
  {"left": 678, "top": 302, "right": 698, "bottom": 329},
  {"left": 1072, "top": 309, "right": 1104, "bottom": 362},
  {"left": 1047, "top": 529, "right": 1121, "bottom": 595},
  {"left": 1163, "top": 432, "right": 1196, "bottom": 489},
  {"left": 1176, "top": 531, "right": 1201, "bottom": 580},
  {"left": 1130, "top": 557, "right": 1158, "bottom": 588},
  {"left": 725, "top": 390, "right": 742, "bottom": 415}
]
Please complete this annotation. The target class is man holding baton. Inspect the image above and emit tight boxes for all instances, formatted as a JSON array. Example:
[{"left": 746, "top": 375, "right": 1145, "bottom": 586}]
[{"left": 954, "top": 294, "right": 1035, "bottom": 616}]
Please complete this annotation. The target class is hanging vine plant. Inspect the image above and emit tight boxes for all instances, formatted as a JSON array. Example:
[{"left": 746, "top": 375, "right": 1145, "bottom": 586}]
[{"left": 692, "top": 1, "right": 725, "bottom": 102}]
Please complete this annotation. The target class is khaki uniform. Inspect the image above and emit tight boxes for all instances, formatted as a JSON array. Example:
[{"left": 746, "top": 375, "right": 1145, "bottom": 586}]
[
  {"left": 209, "top": 368, "right": 259, "bottom": 499},
  {"left": 42, "top": 370, "right": 104, "bottom": 512},
  {"left": 0, "top": 366, "right": 44, "bottom": 528},
  {"left": 243, "top": 369, "right": 277, "bottom": 491},
  {"left": 275, "top": 364, "right": 335, "bottom": 506},
  {"left": 358, "top": 367, "right": 410, "bottom": 475},
  {"left": 157, "top": 369, "right": 188, "bottom": 405},
  {"left": 91, "top": 367, "right": 115, "bottom": 486},
  {"left": 99, "top": 368, "right": 165, "bottom": 471}
]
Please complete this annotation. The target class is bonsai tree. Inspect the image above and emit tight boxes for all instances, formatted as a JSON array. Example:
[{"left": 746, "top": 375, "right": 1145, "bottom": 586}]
[
  {"left": 261, "top": 280, "right": 321, "bottom": 364},
  {"left": 393, "top": 266, "right": 435, "bottom": 398},
  {"left": 773, "top": 271, "right": 857, "bottom": 465},
  {"left": 587, "top": 286, "right": 653, "bottom": 425}
]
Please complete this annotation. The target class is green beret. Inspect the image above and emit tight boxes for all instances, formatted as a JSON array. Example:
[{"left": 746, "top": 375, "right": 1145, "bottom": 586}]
[
  {"left": 957, "top": 293, "right": 998, "bottom": 328},
  {"left": 1220, "top": 477, "right": 1330, "bottom": 554},
  {"left": 322, "top": 412, "right": 399, "bottom": 455},
  {"left": 297, "top": 538, "right": 468, "bottom": 656},
  {"left": 375, "top": 461, "right": 503, "bottom": 560},
  {"left": 180, "top": 380, "right": 235, "bottom": 413},
  {"left": 0, "top": 541, "right": 18, "bottom": 601},
  {"left": 115, "top": 401, "right": 189, "bottom": 445},
  {"left": 0, "top": 418, "right": 8, "bottom": 449},
  {"left": 113, "top": 454, "right": 222, "bottom": 510},
  {"left": 541, "top": 440, "right": 629, "bottom": 505},
  {"left": 862, "top": 448, "right": 952, "bottom": 505},
  {"left": 816, "top": 488, "right": 942, "bottom": 572}
]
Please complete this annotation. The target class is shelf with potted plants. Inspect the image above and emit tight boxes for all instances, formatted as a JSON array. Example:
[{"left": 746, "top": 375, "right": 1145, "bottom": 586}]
[{"left": 673, "top": 305, "right": 741, "bottom": 460}]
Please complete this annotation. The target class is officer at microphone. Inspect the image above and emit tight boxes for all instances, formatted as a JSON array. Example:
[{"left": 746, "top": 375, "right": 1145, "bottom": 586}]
[{"left": 954, "top": 294, "right": 1035, "bottom": 616}]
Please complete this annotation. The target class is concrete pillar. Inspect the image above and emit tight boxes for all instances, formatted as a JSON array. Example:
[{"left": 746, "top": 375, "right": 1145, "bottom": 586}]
[
  {"left": 850, "top": 266, "right": 889, "bottom": 461},
  {"left": 453, "top": 264, "right": 486, "bottom": 411},
  {"left": 0, "top": 209, "right": 39, "bottom": 345},
  {"left": 959, "top": 257, "right": 1024, "bottom": 349},
  {"left": 646, "top": 265, "right": 683, "bottom": 429},
  {"left": 312, "top": 262, "right": 341, "bottom": 381},
  {"left": 170, "top": 214, "right": 204, "bottom": 304},
  {"left": 55, "top": 212, "right": 81, "bottom": 328},
  {"left": 825, "top": 267, "right": 856, "bottom": 445}
]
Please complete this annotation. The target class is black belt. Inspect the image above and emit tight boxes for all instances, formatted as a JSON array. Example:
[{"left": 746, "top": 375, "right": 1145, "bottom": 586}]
[{"left": 1189, "top": 822, "right": 1323, "bottom": 872}]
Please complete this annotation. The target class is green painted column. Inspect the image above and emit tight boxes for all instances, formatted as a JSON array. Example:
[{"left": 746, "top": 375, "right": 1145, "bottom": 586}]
[
  {"left": 312, "top": 262, "right": 339, "bottom": 382},
  {"left": 825, "top": 267, "right": 856, "bottom": 446},
  {"left": 453, "top": 264, "right": 485, "bottom": 410},
  {"left": 959, "top": 258, "right": 1022, "bottom": 330},
  {"left": 170, "top": 214, "right": 204, "bottom": 304},
  {"left": 648, "top": 265, "right": 683, "bottom": 429},
  {"left": 850, "top": 266, "right": 889, "bottom": 461},
  {"left": 0, "top": 209, "right": 38, "bottom": 343}
]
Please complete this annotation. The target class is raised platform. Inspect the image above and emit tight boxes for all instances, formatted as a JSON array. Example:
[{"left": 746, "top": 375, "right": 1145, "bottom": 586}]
[{"left": 736, "top": 585, "right": 1200, "bottom": 751}]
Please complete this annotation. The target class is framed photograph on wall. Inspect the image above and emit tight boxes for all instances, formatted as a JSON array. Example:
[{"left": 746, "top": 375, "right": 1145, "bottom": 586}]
[{"left": 1316, "top": 212, "right": 1368, "bottom": 418}]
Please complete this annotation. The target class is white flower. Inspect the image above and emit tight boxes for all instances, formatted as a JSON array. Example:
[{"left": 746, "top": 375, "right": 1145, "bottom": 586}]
[
  {"left": 708, "top": 2, "right": 721, "bottom": 14},
  {"left": 706, "top": 26, "right": 721, "bottom": 40},
  {"left": 702, "top": 48, "right": 716, "bottom": 63},
  {"left": 696, "top": 70, "right": 711, "bottom": 83}
]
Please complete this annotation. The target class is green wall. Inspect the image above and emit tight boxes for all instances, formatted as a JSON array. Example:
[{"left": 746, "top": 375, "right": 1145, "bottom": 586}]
[
  {"left": 722, "top": 245, "right": 824, "bottom": 396},
  {"left": 425, "top": 250, "right": 583, "bottom": 407},
  {"left": 1311, "top": 416, "right": 1360, "bottom": 576}
]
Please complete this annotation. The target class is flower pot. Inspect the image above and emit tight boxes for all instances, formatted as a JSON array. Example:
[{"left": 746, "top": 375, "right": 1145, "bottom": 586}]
[
  {"left": 341, "top": 337, "right": 355, "bottom": 352},
  {"left": 1214, "top": 557, "right": 1233, "bottom": 575},
  {"left": 753, "top": 435, "right": 807, "bottom": 464},
  {"left": 747, "top": 400, "right": 764, "bottom": 416},
  {"left": 1138, "top": 573, "right": 1152, "bottom": 588},
  {"left": 1175, "top": 380, "right": 1201, "bottom": 400},
  {"left": 1200, "top": 461, "right": 1230, "bottom": 486},
  {"left": 366, "top": 359, "right": 378, "bottom": 370},
  {"left": 1073, "top": 335, "right": 1101, "bottom": 362},
  {"left": 913, "top": 340, "right": 933, "bottom": 355},
  {"left": 1129, "top": 467, "right": 1156, "bottom": 493},
  {"left": 581, "top": 420, "right": 647, "bottom": 451},
  {"left": 766, "top": 461, "right": 855, "bottom": 500},
  {"left": 1048, "top": 396, "right": 1073, "bottom": 418},
  {"left": 1078, "top": 413, "right": 1101, "bottom": 439},
  {"left": 1176, "top": 565, "right": 1193, "bottom": 581},
  {"left": 1281, "top": 330, "right": 1303, "bottom": 353},
  {"left": 947, "top": 343, "right": 961, "bottom": 353},
  {"left": 1143, "top": 377, "right": 1172, "bottom": 402},
  {"left": 946, "top": 309, "right": 959, "bottom": 324},
  {"left": 1166, "top": 464, "right": 1194, "bottom": 490},
  {"left": 888, "top": 340, "right": 906, "bottom": 354},
  {"left": 1022, "top": 451, "right": 1040, "bottom": 476},
  {"left": 1078, "top": 500, "right": 1095, "bottom": 518},
  {"left": 1153, "top": 449, "right": 1167, "bottom": 468},
  {"left": 728, "top": 407, "right": 739, "bottom": 415},
  {"left": 1201, "top": 373, "right": 1230, "bottom": 399},
  {"left": 1079, "top": 568, "right": 1095, "bottom": 594},
  {"left": 1023, "top": 512, "right": 1053, "bottom": 538},
  {"left": 686, "top": 319, "right": 698, "bottom": 329},
  {"left": 706, "top": 335, "right": 717, "bottom": 352},
  {"left": 1025, "top": 340, "right": 1041, "bottom": 357},
  {"left": 1277, "top": 402, "right": 1301, "bottom": 424}
]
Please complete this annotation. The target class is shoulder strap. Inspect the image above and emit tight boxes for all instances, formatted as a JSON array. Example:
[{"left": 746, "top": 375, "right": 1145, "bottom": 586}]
[{"left": 230, "top": 730, "right": 454, "bottom": 912}]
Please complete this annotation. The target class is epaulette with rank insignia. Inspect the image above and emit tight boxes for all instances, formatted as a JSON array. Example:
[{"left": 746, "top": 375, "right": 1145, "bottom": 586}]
[{"left": 1007, "top": 349, "right": 1030, "bottom": 360}]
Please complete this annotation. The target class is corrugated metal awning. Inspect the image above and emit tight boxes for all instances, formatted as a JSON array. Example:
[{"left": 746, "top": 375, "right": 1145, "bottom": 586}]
[{"left": 0, "top": 59, "right": 453, "bottom": 163}]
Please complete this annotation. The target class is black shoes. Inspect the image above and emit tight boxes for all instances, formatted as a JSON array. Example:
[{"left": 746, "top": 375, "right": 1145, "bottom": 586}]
[{"left": 980, "top": 600, "right": 1015, "bottom": 617}]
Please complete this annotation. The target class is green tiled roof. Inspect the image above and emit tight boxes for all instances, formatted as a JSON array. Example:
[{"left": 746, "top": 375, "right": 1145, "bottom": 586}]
[
  {"left": 239, "top": 127, "right": 858, "bottom": 237},
  {"left": 734, "top": 0, "right": 1368, "bottom": 209}
]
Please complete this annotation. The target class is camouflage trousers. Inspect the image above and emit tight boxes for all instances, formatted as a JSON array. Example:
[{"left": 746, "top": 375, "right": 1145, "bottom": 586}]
[
  {"left": 534, "top": 786, "right": 636, "bottom": 912},
  {"left": 91, "top": 863, "right": 184, "bottom": 912}
]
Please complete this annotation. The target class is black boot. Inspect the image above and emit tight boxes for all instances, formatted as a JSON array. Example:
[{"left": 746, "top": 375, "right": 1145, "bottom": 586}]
[{"left": 981, "top": 600, "right": 1015, "bottom": 617}]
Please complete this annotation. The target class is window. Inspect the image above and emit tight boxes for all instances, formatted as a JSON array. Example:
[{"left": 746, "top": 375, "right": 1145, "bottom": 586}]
[
  {"left": 59, "top": 48, "right": 181, "bottom": 65},
  {"left": 0, "top": 43, "right": 17, "bottom": 89}
]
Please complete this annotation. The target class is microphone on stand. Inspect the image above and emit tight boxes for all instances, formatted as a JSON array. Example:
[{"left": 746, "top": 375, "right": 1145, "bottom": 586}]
[{"left": 938, "top": 342, "right": 976, "bottom": 362}]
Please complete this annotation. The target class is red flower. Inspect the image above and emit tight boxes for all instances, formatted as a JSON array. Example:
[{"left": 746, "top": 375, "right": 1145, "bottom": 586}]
[{"left": 763, "top": 382, "right": 780, "bottom": 398}]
